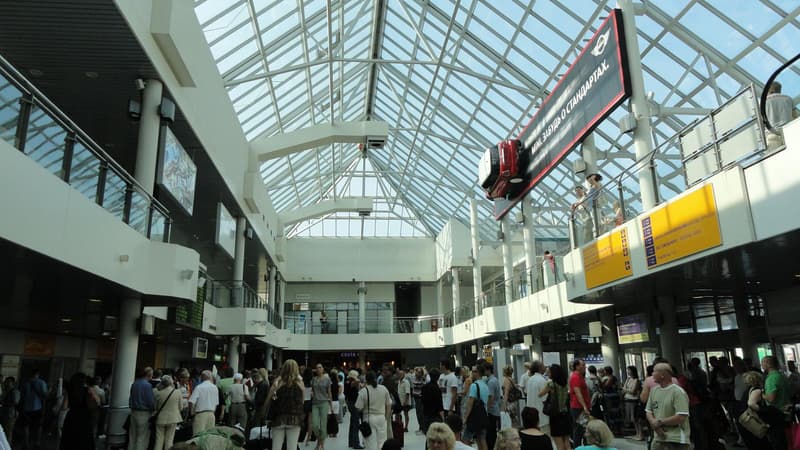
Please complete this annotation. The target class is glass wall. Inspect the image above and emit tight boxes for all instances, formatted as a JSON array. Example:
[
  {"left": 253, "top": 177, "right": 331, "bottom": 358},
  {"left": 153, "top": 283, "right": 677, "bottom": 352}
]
[{"left": 284, "top": 302, "right": 394, "bottom": 334}]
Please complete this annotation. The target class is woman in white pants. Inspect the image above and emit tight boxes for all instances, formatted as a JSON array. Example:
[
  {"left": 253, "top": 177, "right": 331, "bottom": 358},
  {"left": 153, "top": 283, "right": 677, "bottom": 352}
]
[
  {"left": 355, "top": 371, "right": 392, "bottom": 450},
  {"left": 266, "top": 359, "right": 306, "bottom": 450}
]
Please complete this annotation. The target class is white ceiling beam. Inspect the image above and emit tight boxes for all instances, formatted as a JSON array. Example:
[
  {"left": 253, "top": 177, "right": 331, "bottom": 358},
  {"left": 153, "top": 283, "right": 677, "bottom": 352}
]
[
  {"left": 279, "top": 197, "right": 374, "bottom": 225},
  {"left": 251, "top": 121, "right": 389, "bottom": 161}
]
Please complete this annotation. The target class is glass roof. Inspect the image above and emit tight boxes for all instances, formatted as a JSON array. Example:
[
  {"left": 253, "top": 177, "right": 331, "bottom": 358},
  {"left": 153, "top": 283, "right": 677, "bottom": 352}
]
[{"left": 194, "top": 0, "right": 799, "bottom": 241}]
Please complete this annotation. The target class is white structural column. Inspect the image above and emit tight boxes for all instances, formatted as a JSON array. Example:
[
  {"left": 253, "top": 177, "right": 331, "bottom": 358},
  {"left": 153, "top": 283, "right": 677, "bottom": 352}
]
[
  {"left": 267, "top": 266, "right": 277, "bottom": 310},
  {"left": 521, "top": 199, "right": 538, "bottom": 294},
  {"left": 656, "top": 296, "right": 682, "bottom": 366},
  {"left": 358, "top": 282, "right": 367, "bottom": 333},
  {"left": 278, "top": 277, "right": 287, "bottom": 324},
  {"left": 133, "top": 80, "right": 163, "bottom": 194},
  {"left": 600, "top": 308, "right": 621, "bottom": 376},
  {"left": 619, "top": 0, "right": 657, "bottom": 210},
  {"left": 108, "top": 298, "right": 142, "bottom": 446},
  {"left": 228, "top": 336, "right": 240, "bottom": 372},
  {"left": 451, "top": 267, "right": 461, "bottom": 319},
  {"left": 470, "top": 199, "right": 483, "bottom": 309},
  {"left": 233, "top": 217, "right": 247, "bottom": 307},
  {"left": 436, "top": 279, "right": 444, "bottom": 320},
  {"left": 265, "top": 346, "right": 274, "bottom": 371},
  {"left": 501, "top": 216, "right": 514, "bottom": 305}
]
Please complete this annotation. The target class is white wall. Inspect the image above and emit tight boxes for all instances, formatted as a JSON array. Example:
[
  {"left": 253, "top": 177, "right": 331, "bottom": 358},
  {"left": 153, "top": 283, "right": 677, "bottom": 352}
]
[
  {"left": 745, "top": 118, "right": 800, "bottom": 240},
  {"left": 0, "top": 139, "right": 199, "bottom": 301},
  {"left": 114, "top": 0, "right": 281, "bottom": 261},
  {"left": 259, "top": 331, "right": 441, "bottom": 351},
  {"left": 283, "top": 238, "right": 436, "bottom": 281},
  {"left": 285, "top": 283, "right": 395, "bottom": 302},
  {"left": 435, "top": 219, "right": 473, "bottom": 278}
]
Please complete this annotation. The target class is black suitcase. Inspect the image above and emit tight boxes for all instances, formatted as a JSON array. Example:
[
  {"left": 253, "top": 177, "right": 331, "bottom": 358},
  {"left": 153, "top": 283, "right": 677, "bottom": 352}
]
[{"left": 327, "top": 413, "right": 339, "bottom": 436}]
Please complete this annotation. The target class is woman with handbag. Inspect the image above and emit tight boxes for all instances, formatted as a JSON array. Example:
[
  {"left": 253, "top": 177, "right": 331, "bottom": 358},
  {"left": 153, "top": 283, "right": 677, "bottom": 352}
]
[
  {"left": 153, "top": 375, "right": 182, "bottom": 450},
  {"left": 538, "top": 365, "right": 571, "bottom": 450},
  {"left": 739, "top": 371, "right": 771, "bottom": 449},
  {"left": 266, "top": 359, "right": 306, "bottom": 450},
  {"left": 355, "top": 371, "right": 392, "bottom": 450}
]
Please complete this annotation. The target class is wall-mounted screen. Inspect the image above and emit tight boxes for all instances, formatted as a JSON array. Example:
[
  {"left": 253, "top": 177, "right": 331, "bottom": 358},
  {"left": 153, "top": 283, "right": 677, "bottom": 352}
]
[
  {"left": 215, "top": 202, "right": 237, "bottom": 259},
  {"left": 192, "top": 337, "right": 208, "bottom": 359},
  {"left": 617, "top": 313, "right": 650, "bottom": 344},
  {"left": 157, "top": 127, "right": 197, "bottom": 215}
]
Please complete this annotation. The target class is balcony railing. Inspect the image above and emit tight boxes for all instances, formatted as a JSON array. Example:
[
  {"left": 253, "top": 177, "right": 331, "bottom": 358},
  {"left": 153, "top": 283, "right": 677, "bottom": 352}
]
[
  {"left": 206, "top": 280, "right": 281, "bottom": 328},
  {"left": 284, "top": 315, "right": 443, "bottom": 335},
  {"left": 0, "top": 53, "right": 171, "bottom": 242}
]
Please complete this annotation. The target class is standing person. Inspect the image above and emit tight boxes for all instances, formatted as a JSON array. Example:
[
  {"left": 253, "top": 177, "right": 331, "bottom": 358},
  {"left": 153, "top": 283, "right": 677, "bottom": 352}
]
[
  {"left": 622, "top": 366, "right": 642, "bottom": 440},
  {"left": 484, "top": 362, "right": 501, "bottom": 450},
  {"left": 422, "top": 369, "right": 444, "bottom": 434},
  {"left": 412, "top": 367, "right": 428, "bottom": 434},
  {"left": 266, "top": 359, "right": 306, "bottom": 450},
  {"left": 761, "top": 355, "right": 790, "bottom": 450},
  {"left": 355, "top": 371, "right": 392, "bottom": 450},
  {"left": 20, "top": 369, "right": 48, "bottom": 450},
  {"left": 345, "top": 370, "right": 364, "bottom": 449},
  {"left": 740, "top": 371, "right": 770, "bottom": 449},
  {"left": 59, "top": 372, "right": 98, "bottom": 450},
  {"left": 128, "top": 367, "right": 155, "bottom": 450},
  {"left": 645, "top": 363, "right": 691, "bottom": 450},
  {"left": 519, "top": 363, "right": 532, "bottom": 397},
  {"left": 439, "top": 360, "right": 459, "bottom": 418},
  {"left": 765, "top": 81, "right": 799, "bottom": 150},
  {"left": 227, "top": 373, "right": 250, "bottom": 428},
  {"left": 519, "top": 407, "right": 553, "bottom": 450},
  {"left": 153, "top": 375, "right": 181, "bottom": 450},
  {"left": 502, "top": 366, "right": 520, "bottom": 428},
  {"left": 380, "top": 365, "right": 399, "bottom": 440},
  {"left": 188, "top": 370, "right": 220, "bottom": 436},
  {"left": 311, "top": 363, "right": 333, "bottom": 450},
  {"left": 248, "top": 372, "right": 268, "bottom": 432},
  {"left": 525, "top": 361, "right": 549, "bottom": 435},
  {"left": 0, "top": 377, "right": 20, "bottom": 445},
  {"left": 538, "top": 365, "right": 571, "bottom": 450},
  {"left": 396, "top": 369, "right": 411, "bottom": 432},
  {"left": 462, "top": 365, "right": 489, "bottom": 450},
  {"left": 459, "top": 367, "right": 473, "bottom": 421},
  {"left": 569, "top": 359, "right": 591, "bottom": 447}
]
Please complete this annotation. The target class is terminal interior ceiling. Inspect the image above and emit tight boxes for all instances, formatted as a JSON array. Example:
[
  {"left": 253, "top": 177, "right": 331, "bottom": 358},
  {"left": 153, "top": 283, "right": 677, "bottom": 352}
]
[{"left": 0, "top": 0, "right": 799, "bottom": 378}]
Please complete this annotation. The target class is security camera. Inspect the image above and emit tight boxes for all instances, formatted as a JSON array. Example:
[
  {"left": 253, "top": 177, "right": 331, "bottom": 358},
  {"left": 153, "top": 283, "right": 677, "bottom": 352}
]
[{"left": 134, "top": 78, "right": 146, "bottom": 91}]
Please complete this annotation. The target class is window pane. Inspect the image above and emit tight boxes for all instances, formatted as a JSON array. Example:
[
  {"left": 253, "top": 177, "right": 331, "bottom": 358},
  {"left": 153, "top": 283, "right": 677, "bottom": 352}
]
[
  {"left": 25, "top": 105, "right": 66, "bottom": 178},
  {"left": 69, "top": 142, "right": 101, "bottom": 202},
  {"left": 103, "top": 169, "right": 127, "bottom": 220},
  {"left": 720, "top": 313, "right": 738, "bottom": 331},
  {"left": 128, "top": 189, "right": 150, "bottom": 236},
  {"left": 695, "top": 315, "right": 718, "bottom": 333},
  {"left": 0, "top": 75, "right": 22, "bottom": 146}
]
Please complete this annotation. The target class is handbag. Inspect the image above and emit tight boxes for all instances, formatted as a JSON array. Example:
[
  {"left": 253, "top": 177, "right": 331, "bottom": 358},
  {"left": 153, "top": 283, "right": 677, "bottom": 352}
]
[
  {"left": 466, "top": 383, "right": 488, "bottom": 432},
  {"left": 738, "top": 408, "right": 769, "bottom": 439},
  {"left": 150, "top": 388, "right": 176, "bottom": 429},
  {"left": 358, "top": 388, "right": 372, "bottom": 437},
  {"left": 542, "top": 382, "right": 559, "bottom": 417}
]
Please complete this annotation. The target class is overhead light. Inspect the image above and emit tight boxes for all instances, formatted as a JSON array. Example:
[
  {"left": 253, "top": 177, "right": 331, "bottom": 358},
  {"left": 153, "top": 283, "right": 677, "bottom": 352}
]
[
  {"left": 510, "top": 177, "right": 523, "bottom": 183},
  {"left": 89, "top": 298, "right": 103, "bottom": 303},
  {"left": 84, "top": 71, "right": 99, "bottom": 79},
  {"left": 61, "top": 318, "right": 72, "bottom": 323},
  {"left": 175, "top": 327, "right": 183, "bottom": 332},
  {"left": 29, "top": 68, "right": 44, "bottom": 77},
  {"left": 101, "top": 331, "right": 111, "bottom": 337}
]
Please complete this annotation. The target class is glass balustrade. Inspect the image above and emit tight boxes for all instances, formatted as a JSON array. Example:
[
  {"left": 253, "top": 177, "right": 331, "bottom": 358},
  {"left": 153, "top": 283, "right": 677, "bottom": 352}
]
[{"left": 0, "top": 54, "right": 171, "bottom": 242}]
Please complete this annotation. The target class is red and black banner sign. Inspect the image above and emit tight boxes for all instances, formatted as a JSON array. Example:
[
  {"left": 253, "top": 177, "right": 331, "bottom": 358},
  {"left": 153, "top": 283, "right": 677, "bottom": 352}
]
[{"left": 494, "top": 9, "right": 631, "bottom": 219}]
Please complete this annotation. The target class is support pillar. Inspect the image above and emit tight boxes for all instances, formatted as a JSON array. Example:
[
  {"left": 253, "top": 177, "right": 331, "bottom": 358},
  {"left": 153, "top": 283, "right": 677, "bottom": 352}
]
[
  {"left": 656, "top": 296, "right": 682, "bottom": 366},
  {"left": 278, "top": 276, "right": 286, "bottom": 325},
  {"left": 522, "top": 199, "right": 538, "bottom": 294},
  {"left": 451, "top": 267, "right": 461, "bottom": 318},
  {"left": 530, "top": 333, "right": 543, "bottom": 363},
  {"left": 600, "top": 308, "right": 622, "bottom": 376},
  {"left": 359, "top": 351, "right": 367, "bottom": 372},
  {"left": 268, "top": 266, "right": 277, "bottom": 310},
  {"left": 358, "top": 282, "right": 367, "bottom": 333},
  {"left": 228, "top": 336, "right": 240, "bottom": 372},
  {"left": 470, "top": 199, "right": 483, "bottom": 309},
  {"left": 501, "top": 216, "right": 514, "bottom": 305},
  {"left": 78, "top": 337, "right": 92, "bottom": 375},
  {"left": 619, "top": 0, "right": 657, "bottom": 210},
  {"left": 233, "top": 217, "right": 247, "bottom": 307},
  {"left": 265, "top": 345, "right": 274, "bottom": 371},
  {"left": 436, "top": 279, "right": 444, "bottom": 320},
  {"left": 733, "top": 285, "right": 757, "bottom": 362},
  {"left": 133, "top": 80, "right": 163, "bottom": 194},
  {"left": 454, "top": 344, "right": 462, "bottom": 368},
  {"left": 108, "top": 298, "right": 142, "bottom": 446}
]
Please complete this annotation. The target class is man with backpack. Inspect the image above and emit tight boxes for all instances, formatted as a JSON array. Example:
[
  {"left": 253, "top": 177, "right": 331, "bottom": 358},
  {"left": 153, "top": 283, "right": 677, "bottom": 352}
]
[
  {"left": 462, "top": 365, "right": 489, "bottom": 450},
  {"left": 20, "top": 369, "right": 48, "bottom": 450}
]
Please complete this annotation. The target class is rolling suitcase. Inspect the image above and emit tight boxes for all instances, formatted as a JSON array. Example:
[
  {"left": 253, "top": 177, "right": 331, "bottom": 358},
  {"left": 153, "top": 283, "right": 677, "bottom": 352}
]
[
  {"left": 327, "top": 413, "right": 339, "bottom": 436},
  {"left": 392, "top": 418, "right": 404, "bottom": 447}
]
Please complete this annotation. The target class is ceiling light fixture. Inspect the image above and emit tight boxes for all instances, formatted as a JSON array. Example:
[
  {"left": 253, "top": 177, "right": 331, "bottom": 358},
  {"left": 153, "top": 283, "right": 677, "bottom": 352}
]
[
  {"left": 61, "top": 318, "right": 72, "bottom": 322},
  {"left": 29, "top": 68, "right": 44, "bottom": 77},
  {"left": 89, "top": 298, "right": 102, "bottom": 303},
  {"left": 84, "top": 71, "right": 99, "bottom": 79}
]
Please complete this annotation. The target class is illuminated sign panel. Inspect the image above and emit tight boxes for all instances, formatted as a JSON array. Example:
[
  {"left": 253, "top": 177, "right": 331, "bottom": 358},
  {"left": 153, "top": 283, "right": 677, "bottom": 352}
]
[{"left": 582, "top": 227, "right": 632, "bottom": 289}]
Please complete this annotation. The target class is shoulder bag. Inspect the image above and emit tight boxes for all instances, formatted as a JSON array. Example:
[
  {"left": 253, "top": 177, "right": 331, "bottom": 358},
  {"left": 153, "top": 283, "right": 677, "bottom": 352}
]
[
  {"left": 738, "top": 388, "right": 769, "bottom": 439},
  {"left": 466, "top": 383, "right": 488, "bottom": 432},
  {"left": 358, "top": 387, "right": 372, "bottom": 437},
  {"left": 542, "top": 382, "right": 558, "bottom": 417},
  {"left": 149, "top": 388, "right": 176, "bottom": 429},
  {"left": 506, "top": 377, "right": 523, "bottom": 403}
]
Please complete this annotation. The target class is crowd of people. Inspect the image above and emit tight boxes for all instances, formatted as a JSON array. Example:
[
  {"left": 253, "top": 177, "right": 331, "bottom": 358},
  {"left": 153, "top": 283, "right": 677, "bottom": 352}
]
[{"left": 1, "top": 352, "right": 798, "bottom": 450}]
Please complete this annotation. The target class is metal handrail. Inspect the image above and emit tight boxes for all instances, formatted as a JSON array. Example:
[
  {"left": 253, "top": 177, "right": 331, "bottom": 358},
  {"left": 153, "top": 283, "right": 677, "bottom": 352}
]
[{"left": 0, "top": 52, "right": 171, "bottom": 233}]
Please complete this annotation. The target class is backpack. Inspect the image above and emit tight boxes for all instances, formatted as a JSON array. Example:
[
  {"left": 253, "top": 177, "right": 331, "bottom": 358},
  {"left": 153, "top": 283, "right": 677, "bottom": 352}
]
[
  {"left": 466, "top": 383, "right": 488, "bottom": 432},
  {"left": 506, "top": 378, "right": 523, "bottom": 403}
]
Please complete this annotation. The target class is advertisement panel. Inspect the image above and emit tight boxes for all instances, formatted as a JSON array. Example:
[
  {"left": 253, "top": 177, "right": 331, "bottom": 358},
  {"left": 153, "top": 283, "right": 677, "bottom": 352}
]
[
  {"left": 494, "top": 8, "right": 631, "bottom": 218},
  {"left": 157, "top": 126, "right": 197, "bottom": 215},
  {"left": 582, "top": 227, "right": 632, "bottom": 289},
  {"left": 617, "top": 314, "right": 650, "bottom": 344},
  {"left": 215, "top": 202, "right": 237, "bottom": 259},
  {"left": 641, "top": 184, "right": 722, "bottom": 269}
]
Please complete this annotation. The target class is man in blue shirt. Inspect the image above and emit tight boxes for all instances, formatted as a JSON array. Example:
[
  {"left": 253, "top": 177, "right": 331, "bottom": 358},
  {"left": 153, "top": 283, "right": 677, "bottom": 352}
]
[
  {"left": 20, "top": 369, "right": 47, "bottom": 449},
  {"left": 128, "top": 367, "right": 155, "bottom": 450},
  {"left": 484, "top": 362, "right": 501, "bottom": 450},
  {"left": 463, "top": 364, "right": 489, "bottom": 450}
]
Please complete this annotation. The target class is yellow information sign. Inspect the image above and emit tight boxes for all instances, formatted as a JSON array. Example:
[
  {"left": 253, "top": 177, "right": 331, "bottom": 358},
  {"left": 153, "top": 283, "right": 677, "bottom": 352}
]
[
  {"left": 583, "top": 227, "right": 632, "bottom": 289},
  {"left": 641, "top": 184, "right": 722, "bottom": 269}
]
